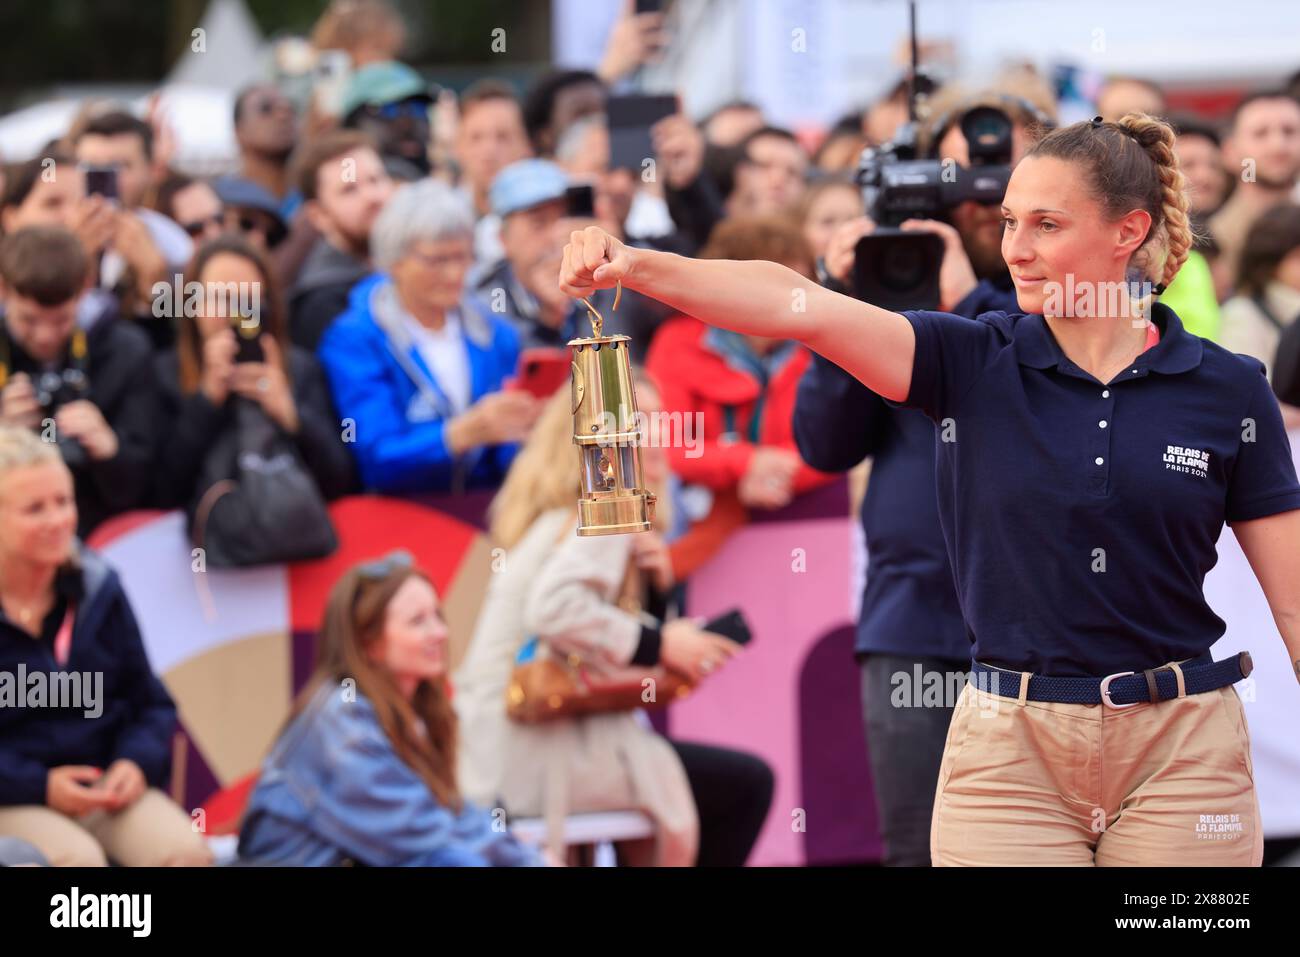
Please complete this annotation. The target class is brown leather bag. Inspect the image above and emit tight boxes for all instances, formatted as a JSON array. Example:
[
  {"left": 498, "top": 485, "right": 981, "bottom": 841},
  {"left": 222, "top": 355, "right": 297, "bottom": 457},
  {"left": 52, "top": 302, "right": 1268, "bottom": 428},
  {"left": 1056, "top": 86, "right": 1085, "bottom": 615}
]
[{"left": 505, "top": 556, "right": 694, "bottom": 723}]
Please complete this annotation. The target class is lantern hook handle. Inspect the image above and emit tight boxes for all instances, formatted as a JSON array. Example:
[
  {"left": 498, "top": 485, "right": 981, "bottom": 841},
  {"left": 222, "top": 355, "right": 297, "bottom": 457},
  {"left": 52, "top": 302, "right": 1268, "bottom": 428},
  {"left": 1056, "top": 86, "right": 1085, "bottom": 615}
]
[{"left": 579, "top": 281, "right": 622, "bottom": 338}]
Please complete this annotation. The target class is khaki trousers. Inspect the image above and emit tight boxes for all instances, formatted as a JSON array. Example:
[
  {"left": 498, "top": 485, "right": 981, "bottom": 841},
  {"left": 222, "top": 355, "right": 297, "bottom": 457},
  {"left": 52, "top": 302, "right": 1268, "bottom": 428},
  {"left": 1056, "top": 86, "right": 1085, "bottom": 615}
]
[
  {"left": 0, "top": 788, "right": 212, "bottom": 867},
  {"left": 931, "top": 673, "right": 1263, "bottom": 867}
]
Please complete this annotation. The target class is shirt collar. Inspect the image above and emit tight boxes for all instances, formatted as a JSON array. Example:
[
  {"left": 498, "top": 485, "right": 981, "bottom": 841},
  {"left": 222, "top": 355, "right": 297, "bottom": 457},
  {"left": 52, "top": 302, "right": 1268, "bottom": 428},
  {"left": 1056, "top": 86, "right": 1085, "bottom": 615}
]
[
  {"left": 1014, "top": 302, "right": 1203, "bottom": 375},
  {"left": 504, "top": 264, "right": 591, "bottom": 341},
  {"left": 402, "top": 307, "right": 461, "bottom": 342}
]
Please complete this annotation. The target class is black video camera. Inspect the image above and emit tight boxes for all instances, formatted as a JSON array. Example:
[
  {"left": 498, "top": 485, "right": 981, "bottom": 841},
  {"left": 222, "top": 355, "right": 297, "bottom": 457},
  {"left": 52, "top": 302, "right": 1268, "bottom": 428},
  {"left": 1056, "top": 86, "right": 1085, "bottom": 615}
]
[{"left": 852, "top": 104, "right": 1015, "bottom": 311}]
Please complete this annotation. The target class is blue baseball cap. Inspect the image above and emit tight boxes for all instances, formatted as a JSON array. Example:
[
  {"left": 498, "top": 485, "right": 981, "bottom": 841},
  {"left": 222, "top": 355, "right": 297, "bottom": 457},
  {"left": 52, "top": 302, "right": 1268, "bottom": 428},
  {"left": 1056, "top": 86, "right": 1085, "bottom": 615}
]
[
  {"left": 341, "top": 61, "right": 433, "bottom": 118},
  {"left": 489, "top": 159, "right": 570, "bottom": 218},
  {"left": 210, "top": 175, "right": 288, "bottom": 241}
]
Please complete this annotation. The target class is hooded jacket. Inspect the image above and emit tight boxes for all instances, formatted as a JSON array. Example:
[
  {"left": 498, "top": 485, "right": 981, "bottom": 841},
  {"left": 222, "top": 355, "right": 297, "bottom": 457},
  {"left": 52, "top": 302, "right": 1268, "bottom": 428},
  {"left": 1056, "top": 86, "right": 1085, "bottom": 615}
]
[
  {"left": 317, "top": 274, "right": 522, "bottom": 494},
  {"left": 0, "top": 545, "right": 176, "bottom": 806}
]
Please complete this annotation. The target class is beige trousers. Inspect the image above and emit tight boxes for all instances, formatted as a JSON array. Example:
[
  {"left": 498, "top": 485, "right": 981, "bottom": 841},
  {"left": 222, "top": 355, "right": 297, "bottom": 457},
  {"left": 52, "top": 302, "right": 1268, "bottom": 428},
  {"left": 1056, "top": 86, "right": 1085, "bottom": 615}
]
[
  {"left": 931, "top": 673, "right": 1263, "bottom": 867},
  {"left": 0, "top": 788, "right": 212, "bottom": 867}
]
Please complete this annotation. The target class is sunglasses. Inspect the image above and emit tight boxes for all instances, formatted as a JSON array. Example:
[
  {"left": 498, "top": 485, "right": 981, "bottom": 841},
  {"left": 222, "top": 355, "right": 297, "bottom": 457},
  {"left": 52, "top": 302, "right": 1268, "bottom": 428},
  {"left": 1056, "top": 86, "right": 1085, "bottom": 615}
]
[
  {"left": 356, "top": 549, "right": 414, "bottom": 581},
  {"left": 180, "top": 213, "right": 224, "bottom": 237},
  {"left": 237, "top": 215, "right": 288, "bottom": 249}
]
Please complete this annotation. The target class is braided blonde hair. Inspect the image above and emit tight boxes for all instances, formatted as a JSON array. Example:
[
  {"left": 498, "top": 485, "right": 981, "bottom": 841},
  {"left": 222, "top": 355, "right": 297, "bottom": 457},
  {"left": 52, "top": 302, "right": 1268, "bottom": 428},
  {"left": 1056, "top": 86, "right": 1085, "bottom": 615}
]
[{"left": 1028, "top": 111, "right": 1192, "bottom": 292}]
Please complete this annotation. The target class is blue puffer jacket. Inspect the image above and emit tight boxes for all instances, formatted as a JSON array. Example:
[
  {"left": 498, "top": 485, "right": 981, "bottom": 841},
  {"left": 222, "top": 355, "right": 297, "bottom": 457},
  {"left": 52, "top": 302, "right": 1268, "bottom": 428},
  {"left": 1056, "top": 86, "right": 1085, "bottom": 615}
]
[
  {"left": 317, "top": 274, "right": 522, "bottom": 494},
  {"left": 238, "top": 680, "right": 543, "bottom": 867}
]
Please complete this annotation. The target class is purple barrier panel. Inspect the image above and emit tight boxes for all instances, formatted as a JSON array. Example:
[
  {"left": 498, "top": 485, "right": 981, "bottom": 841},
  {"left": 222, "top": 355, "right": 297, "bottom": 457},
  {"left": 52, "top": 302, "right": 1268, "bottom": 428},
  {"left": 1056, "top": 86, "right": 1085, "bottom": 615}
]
[
  {"left": 665, "top": 495, "right": 873, "bottom": 865},
  {"left": 292, "top": 628, "right": 317, "bottom": 695},
  {"left": 797, "top": 624, "right": 881, "bottom": 865},
  {"left": 398, "top": 489, "right": 496, "bottom": 530},
  {"left": 748, "top": 474, "right": 850, "bottom": 524}
]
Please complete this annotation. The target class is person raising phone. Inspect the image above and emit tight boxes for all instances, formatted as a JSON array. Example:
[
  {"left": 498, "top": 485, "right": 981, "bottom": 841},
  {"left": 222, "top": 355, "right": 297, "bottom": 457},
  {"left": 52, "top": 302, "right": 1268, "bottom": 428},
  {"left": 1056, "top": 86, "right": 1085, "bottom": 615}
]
[
  {"left": 153, "top": 236, "right": 355, "bottom": 531},
  {"left": 559, "top": 112, "right": 1300, "bottom": 867}
]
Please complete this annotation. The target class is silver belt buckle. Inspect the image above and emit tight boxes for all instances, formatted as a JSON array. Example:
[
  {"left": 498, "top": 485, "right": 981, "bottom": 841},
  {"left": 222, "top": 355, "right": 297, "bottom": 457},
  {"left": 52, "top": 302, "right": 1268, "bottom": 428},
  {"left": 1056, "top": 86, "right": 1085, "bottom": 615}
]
[{"left": 1099, "top": 671, "right": 1139, "bottom": 710}]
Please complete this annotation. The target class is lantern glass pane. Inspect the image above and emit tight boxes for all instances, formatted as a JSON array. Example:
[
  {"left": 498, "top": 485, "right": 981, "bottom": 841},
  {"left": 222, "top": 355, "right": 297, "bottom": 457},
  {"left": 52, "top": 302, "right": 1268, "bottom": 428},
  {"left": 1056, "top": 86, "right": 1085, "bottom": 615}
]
[
  {"left": 619, "top": 445, "right": 641, "bottom": 490},
  {"left": 580, "top": 445, "right": 618, "bottom": 493}
]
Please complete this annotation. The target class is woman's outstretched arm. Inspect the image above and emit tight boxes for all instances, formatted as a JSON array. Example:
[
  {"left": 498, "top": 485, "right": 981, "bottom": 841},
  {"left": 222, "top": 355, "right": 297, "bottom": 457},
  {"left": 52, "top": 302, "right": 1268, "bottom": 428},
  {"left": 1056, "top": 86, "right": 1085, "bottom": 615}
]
[
  {"left": 1234, "top": 509, "right": 1300, "bottom": 686},
  {"left": 559, "top": 225, "right": 917, "bottom": 403}
]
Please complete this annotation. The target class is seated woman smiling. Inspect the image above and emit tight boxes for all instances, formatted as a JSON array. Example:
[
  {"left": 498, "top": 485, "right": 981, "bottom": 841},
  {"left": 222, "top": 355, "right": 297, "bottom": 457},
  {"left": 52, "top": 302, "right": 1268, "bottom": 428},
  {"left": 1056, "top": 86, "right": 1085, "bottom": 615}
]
[{"left": 238, "top": 552, "right": 545, "bottom": 866}]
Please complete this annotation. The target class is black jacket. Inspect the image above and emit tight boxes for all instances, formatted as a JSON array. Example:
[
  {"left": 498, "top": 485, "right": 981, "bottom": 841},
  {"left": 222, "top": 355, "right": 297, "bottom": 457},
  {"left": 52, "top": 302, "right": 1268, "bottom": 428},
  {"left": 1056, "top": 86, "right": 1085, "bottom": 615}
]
[
  {"left": 1273, "top": 309, "right": 1300, "bottom": 406},
  {"left": 665, "top": 169, "right": 728, "bottom": 255},
  {"left": 0, "top": 545, "right": 176, "bottom": 806},
  {"left": 152, "top": 344, "right": 357, "bottom": 509},
  {"left": 1, "top": 307, "right": 156, "bottom": 537},
  {"left": 288, "top": 239, "right": 371, "bottom": 351}
]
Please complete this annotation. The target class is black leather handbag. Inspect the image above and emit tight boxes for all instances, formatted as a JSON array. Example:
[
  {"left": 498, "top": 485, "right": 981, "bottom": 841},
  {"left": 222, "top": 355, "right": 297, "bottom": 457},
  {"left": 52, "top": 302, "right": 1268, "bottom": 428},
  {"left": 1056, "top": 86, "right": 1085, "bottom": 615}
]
[{"left": 190, "top": 399, "right": 338, "bottom": 567}]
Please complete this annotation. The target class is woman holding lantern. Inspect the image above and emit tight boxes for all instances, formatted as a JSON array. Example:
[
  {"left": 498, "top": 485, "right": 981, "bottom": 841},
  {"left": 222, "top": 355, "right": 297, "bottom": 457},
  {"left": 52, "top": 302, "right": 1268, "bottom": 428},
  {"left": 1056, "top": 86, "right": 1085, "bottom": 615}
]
[{"left": 560, "top": 113, "right": 1300, "bottom": 866}]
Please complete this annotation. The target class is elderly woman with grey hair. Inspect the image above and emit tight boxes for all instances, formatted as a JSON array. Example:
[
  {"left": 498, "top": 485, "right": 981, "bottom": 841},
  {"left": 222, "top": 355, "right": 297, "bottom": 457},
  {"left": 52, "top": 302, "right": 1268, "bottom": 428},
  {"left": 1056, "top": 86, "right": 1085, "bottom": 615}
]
[{"left": 318, "top": 178, "right": 539, "bottom": 494}]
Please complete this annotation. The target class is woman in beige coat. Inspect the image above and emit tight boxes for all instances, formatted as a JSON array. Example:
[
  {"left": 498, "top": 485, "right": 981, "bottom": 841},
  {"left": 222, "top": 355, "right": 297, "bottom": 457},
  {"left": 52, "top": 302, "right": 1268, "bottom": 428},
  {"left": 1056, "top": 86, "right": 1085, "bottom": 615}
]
[
  {"left": 1220, "top": 203, "right": 1300, "bottom": 430},
  {"left": 454, "top": 381, "right": 773, "bottom": 866}
]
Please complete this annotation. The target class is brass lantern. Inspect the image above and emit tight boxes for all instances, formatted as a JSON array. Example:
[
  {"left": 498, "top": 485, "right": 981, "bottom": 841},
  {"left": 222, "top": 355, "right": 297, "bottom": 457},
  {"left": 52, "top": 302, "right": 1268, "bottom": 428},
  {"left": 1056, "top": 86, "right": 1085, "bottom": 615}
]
[{"left": 569, "top": 286, "right": 656, "bottom": 536}]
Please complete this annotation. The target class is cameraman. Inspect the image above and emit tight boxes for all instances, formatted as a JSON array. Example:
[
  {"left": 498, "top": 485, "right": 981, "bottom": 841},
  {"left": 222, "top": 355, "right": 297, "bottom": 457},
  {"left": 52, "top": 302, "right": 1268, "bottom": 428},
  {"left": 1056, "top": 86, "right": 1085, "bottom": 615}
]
[
  {"left": 0, "top": 227, "right": 155, "bottom": 537},
  {"left": 792, "top": 90, "right": 1052, "bottom": 867}
]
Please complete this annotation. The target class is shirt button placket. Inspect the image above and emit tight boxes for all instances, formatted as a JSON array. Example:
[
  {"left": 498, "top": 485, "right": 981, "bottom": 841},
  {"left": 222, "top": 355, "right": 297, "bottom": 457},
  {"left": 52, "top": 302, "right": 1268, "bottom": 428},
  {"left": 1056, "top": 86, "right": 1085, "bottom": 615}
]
[{"left": 1090, "top": 386, "right": 1115, "bottom": 495}]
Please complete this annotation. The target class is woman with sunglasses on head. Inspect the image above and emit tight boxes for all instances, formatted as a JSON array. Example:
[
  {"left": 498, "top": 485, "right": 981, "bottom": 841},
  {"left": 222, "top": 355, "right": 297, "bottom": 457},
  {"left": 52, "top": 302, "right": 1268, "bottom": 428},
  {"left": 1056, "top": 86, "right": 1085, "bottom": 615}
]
[
  {"left": 238, "top": 551, "right": 545, "bottom": 866},
  {"left": 561, "top": 113, "right": 1300, "bottom": 867}
]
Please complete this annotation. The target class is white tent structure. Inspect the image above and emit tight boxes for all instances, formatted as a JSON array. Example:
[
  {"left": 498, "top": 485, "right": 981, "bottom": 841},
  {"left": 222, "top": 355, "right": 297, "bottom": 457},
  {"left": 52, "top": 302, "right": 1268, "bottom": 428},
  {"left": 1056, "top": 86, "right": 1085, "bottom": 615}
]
[
  {"left": 0, "top": 99, "right": 84, "bottom": 163},
  {"left": 166, "top": 0, "right": 267, "bottom": 89}
]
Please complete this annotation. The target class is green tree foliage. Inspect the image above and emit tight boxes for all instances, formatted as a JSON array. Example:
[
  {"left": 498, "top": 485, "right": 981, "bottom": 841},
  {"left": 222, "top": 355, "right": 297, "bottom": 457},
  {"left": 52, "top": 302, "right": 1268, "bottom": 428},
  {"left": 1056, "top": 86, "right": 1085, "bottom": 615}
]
[{"left": 0, "top": 0, "right": 551, "bottom": 113}]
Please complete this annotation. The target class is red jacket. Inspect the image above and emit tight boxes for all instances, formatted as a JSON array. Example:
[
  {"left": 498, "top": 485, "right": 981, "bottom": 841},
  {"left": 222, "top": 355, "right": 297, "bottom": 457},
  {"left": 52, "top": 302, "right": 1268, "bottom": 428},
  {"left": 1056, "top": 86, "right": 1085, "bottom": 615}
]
[{"left": 645, "top": 315, "right": 835, "bottom": 494}]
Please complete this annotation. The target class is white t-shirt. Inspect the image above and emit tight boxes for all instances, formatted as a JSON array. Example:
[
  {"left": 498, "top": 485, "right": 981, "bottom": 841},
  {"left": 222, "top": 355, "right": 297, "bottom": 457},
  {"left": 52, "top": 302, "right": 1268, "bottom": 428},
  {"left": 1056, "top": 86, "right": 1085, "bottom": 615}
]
[{"left": 404, "top": 309, "right": 472, "bottom": 416}]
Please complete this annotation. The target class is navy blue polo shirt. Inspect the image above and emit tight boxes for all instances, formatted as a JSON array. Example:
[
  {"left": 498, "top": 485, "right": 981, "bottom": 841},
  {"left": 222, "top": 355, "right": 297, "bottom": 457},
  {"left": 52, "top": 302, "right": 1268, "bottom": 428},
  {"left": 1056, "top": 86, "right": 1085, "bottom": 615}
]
[
  {"left": 897, "top": 302, "right": 1300, "bottom": 676},
  {"left": 794, "top": 277, "right": 1019, "bottom": 663}
]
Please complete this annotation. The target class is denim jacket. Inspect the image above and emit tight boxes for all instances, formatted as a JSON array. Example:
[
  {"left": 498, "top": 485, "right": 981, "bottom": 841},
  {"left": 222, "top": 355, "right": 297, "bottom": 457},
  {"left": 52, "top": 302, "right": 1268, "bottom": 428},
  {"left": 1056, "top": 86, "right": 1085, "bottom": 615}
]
[{"left": 238, "top": 680, "right": 542, "bottom": 866}]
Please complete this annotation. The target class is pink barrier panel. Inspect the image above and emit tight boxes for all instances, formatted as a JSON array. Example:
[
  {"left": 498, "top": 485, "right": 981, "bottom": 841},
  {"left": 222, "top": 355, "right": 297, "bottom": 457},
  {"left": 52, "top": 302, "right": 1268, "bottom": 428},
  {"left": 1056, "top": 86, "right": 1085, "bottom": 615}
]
[{"left": 667, "top": 490, "right": 882, "bottom": 866}]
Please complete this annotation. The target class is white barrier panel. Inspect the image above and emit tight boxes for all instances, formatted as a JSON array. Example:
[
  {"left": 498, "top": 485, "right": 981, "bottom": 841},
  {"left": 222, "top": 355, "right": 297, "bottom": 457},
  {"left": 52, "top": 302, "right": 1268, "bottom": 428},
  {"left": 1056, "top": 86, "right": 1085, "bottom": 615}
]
[{"left": 1206, "top": 431, "right": 1300, "bottom": 838}]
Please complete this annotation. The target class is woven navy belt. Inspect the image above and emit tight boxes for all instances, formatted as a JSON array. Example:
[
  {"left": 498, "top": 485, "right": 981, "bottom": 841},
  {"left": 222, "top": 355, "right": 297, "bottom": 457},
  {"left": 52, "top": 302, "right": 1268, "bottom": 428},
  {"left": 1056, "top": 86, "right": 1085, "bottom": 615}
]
[{"left": 969, "top": 651, "right": 1253, "bottom": 709}]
